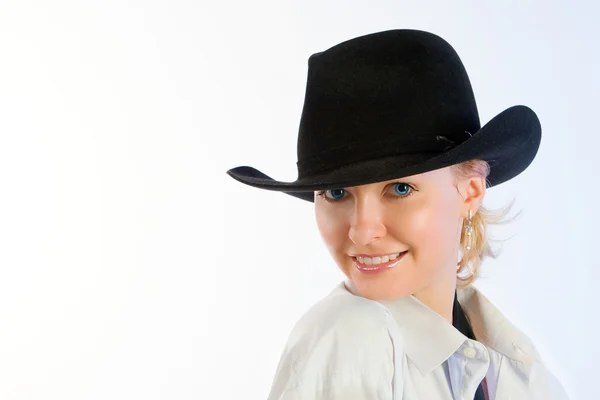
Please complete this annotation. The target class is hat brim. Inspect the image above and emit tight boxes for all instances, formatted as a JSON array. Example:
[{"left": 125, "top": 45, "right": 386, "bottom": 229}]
[{"left": 226, "top": 105, "right": 541, "bottom": 203}]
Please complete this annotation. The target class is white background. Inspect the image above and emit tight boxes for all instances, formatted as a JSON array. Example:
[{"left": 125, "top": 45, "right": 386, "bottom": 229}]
[{"left": 0, "top": 1, "right": 597, "bottom": 398}]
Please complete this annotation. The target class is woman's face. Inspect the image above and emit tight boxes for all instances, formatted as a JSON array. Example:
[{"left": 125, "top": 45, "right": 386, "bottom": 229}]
[{"left": 314, "top": 166, "right": 484, "bottom": 301}]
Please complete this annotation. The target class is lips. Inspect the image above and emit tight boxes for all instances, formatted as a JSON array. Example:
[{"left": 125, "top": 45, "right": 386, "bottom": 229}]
[{"left": 352, "top": 251, "right": 408, "bottom": 274}]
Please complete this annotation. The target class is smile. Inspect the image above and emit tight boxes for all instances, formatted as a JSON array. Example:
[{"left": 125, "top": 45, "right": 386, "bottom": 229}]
[{"left": 352, "top": 251, "right": 408, "bottom": 274}]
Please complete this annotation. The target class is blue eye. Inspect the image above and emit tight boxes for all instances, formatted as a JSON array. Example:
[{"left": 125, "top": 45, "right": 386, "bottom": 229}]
[
  {"left": 394, "top": 183, "right": 411, "bottom": 196},
  {"left": 316, "top": 182, "right": 415, "bottom": 202},
  {"left": 328, "top": 188, "right": 345, "bottom": 200}
]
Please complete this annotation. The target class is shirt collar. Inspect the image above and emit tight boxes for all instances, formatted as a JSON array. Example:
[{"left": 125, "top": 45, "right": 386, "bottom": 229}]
[{"left": 340, "top": 279, "right": 541, "bottom": 377}]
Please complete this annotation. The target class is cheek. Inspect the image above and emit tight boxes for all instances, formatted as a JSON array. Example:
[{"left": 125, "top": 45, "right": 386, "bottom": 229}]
[
  {"left": 315, "top": 207, "right": 347, "bottom": 254},
  {"left": 398, "top": 204, "right": 458, "bottom": 261}
]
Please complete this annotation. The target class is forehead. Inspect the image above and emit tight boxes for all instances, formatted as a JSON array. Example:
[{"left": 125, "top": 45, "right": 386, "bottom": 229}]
[
  {"left": 314, "top": 167, "right": 453, "bottom": 193},
  {"left": 321, "top": 168, "right": 451, "bottom": 191}
]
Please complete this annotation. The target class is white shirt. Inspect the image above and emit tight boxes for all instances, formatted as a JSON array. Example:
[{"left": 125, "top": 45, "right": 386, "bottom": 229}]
[{"left": 267, "top": 279, "right": 569, "bottom": 400}]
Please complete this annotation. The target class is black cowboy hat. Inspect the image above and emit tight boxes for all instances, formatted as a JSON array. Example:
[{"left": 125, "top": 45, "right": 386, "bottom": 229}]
[{"left": 226, "top": 29, "right": 541, "bottom": 203}]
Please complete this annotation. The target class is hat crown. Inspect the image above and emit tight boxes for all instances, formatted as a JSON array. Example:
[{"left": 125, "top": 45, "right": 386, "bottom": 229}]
[{"left": 296, "top": 29, "right": 481, "bottom": 177}]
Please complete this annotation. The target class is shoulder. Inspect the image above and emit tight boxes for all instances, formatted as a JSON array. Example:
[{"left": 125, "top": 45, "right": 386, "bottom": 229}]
[
  {"left": 529, "top": 358, "right": 570, "bottom": 399},
  {"left": 289, "top": 287, "right": 395, "bottom": 343},
  {"left": 267, "top": 286, "right": 399, "bottom": 399}
]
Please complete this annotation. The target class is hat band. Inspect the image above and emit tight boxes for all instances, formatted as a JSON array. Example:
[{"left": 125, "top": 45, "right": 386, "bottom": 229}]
[{"left": 296, "top": 131, "right": 472, "bottom": 177}]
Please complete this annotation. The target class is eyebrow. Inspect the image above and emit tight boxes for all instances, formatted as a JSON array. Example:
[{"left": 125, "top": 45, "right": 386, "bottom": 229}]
[
  {"left": 337, "top": 178, "right": 421, "bottom": 191},
  {"left": 370, "top": 177, "right": 419, "bottom": 185}
]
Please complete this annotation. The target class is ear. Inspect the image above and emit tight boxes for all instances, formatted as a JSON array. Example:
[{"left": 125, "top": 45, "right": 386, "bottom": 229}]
[{"left": 457, "top": 176, "right": 486, "bottom": 216}]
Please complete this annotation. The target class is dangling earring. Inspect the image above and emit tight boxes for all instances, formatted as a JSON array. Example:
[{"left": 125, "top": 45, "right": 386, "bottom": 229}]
[{"left": 465, "top": 209, "right": 473, "bottom": 251}]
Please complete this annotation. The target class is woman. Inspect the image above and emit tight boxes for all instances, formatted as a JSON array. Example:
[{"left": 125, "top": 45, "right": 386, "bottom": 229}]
[{"left": 226, "top": 29, "right": 569, "bottom": 399}]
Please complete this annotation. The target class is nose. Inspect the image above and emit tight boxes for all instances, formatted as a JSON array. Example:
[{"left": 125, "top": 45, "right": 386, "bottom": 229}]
[{"left": 348, "top": 197, "right": 387, "bottom": 246}]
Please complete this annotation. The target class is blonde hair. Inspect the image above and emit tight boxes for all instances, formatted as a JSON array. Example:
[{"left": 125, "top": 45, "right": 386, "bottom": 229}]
[{"left": 450, "top": 159, "right": 521, "bottom": 288}]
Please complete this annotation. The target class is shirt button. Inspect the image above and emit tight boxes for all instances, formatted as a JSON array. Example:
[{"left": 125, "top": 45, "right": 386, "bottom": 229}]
[{"left": 463, "top": 347, "right": 477, "bottom": 358}]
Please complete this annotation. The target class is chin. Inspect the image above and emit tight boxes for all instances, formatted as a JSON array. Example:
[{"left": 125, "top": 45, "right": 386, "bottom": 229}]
[{"left": 350, "top": 275, "right": 414, "bottom": 300}]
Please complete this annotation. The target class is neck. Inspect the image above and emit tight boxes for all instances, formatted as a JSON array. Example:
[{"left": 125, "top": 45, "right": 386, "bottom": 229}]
[{"left": 412, "top": 266, "right": 458, "bottom": 324}]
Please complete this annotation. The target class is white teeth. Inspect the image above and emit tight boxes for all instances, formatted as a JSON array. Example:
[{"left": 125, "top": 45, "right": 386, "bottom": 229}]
[
  {"left": 357, "top": 252, "right": 403, "bottom": 265},
  {"left": 357, "top": 257, "right": 405, "bottom": 271}
]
